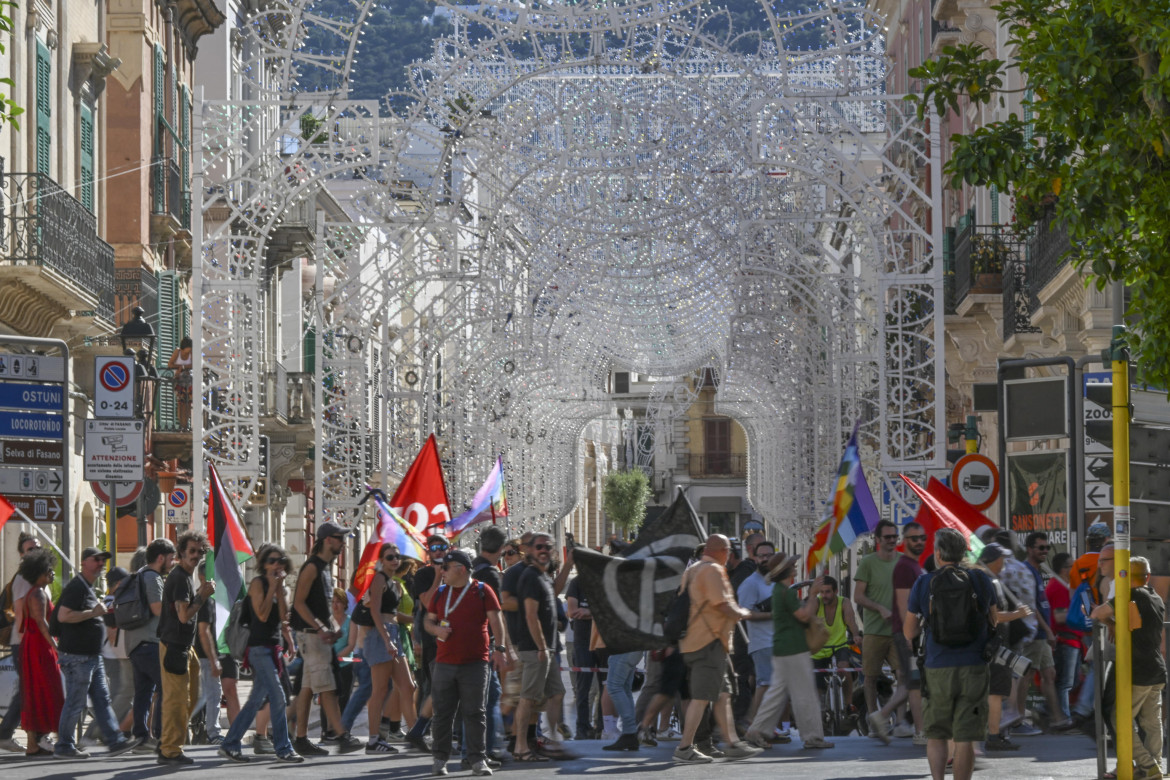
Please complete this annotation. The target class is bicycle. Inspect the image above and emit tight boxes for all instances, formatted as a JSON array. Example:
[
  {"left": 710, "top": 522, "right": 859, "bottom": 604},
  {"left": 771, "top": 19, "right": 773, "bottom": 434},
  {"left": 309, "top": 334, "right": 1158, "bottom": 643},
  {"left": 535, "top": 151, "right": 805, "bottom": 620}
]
[{"left": 814, "top": 642, "right": 860, "bottom": 736}]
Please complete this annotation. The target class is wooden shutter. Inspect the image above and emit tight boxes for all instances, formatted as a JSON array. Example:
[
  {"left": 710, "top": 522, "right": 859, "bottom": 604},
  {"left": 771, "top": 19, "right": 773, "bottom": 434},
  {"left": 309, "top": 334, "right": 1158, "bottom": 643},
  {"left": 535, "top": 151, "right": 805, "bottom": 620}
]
[
  {"left": 80, "top": 102, "right": 95, "bottom": 212},
  {"left": 36, "top": 40, "right": 51, "bottom": 176},
  {"left": 156, "top": 271, "right": 178, "bottom": 425},
  {"left": 704, "top": 418, "right": 731, "bottom": 474}
]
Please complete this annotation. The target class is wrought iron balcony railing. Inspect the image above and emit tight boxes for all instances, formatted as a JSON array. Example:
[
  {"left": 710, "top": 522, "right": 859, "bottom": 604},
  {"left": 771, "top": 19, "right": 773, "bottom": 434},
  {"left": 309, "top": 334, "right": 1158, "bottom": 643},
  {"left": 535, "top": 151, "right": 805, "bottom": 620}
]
[
  {"left": 151, "top": 156, "right": 190, "bottom": 231},
  {"left": 0, "top": 168, "right": 115, "bottom": 322},
  {"left": 688, "top": 453, "right": 747, "bottom": 478},
  {"left": 1026, "top": 209, "right": 1073, "bottom": 316}
]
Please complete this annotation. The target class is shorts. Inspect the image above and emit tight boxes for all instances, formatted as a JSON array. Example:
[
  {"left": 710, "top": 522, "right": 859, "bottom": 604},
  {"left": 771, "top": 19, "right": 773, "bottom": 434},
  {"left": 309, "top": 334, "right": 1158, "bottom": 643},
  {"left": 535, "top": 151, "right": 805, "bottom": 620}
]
[
  {"left": 813, "top": 646, "right": 852, "bottom": 666},
  {"left": 922, "top": 664, "right": 989, "bottom": 742},
  {"left": 501, "top": 666, "right": 522, "bottom": 709},
  {"left": 296, "top": 630, "right": 337, "bottom": 692},
  {"left": 363, "top": 622, "right": 399, "bottom": 665},
  {"left": 989, "top": 662, "right": 1012, "bottom": 697},
  {"left": 516, "top": 650, "right": 565, "bottom": 704},
  {"left": 862, "top": 633, "right": 904, "bottom": 681},
  {"left": 659, "top": 651, "right": 689, "bottom": 699},
  {"left": 682, "top": 640, "right": 734, "bottom": 702},
  {"left": 218, "top": 653, "right": 239, "bottom": 680},
  {"left": 751, "top": 647, "right": 773, "bottom": 686},
  {"left": 1021, "top": 638, "right": 1055, "bottom": 671},
  {"left": 893, "top": 634, "right": 922, "bottom": 691}
]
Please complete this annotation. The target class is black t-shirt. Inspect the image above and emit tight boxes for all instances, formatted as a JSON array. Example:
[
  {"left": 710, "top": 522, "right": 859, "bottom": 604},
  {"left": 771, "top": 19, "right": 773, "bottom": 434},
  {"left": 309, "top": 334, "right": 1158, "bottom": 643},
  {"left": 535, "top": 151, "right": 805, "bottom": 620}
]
[
  {"left": 500, "top": 560, "right": 529, "bottom": 646},
  {"left": 471, "top": 556, "right": 503, "bottom": 597},
  {"left": 412, "top": 564, "right": 439, "bottom": 603},
  {"left": 290, "top": 555, "right": 332, "bottom": 631},
  {"left": 729, "top": 560, "right": 757, "bottom": 591},
  {"left": 1122, "top": 587, "right": 1167, "bottom": 686},
  {"left": 159, "top": 567, "right": 198, "bottom": 648},
  {"left": 194, "top": 598, "right": 215, "bottom": 659},
  {"left": 57, "top": 575, "right": 104, "bottom": 655},
  {"left": 565, "top": 576, "right": 592, "bottom": 640},
  {"left": 515, "top": 566, "right": 556, "bottom": 652},
  {"left": 249, "top": 578, "right": 282, "bottom": 647}
]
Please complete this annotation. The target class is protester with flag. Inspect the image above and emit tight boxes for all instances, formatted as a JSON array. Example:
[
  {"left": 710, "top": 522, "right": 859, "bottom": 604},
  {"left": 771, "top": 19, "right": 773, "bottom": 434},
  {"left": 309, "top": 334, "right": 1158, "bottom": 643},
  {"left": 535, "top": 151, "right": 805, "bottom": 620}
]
[
  {"left": 205, "top": 464, "right": 255, "bottom": 654},
  {"left": 901, "top": 477, "right": 991, "bottom": 566},
  {"left": 806, "top": 428, "right": 881, "bottom": 573},
  {"left": 447, "top": 458, "right": 508, "bottom": 540}
]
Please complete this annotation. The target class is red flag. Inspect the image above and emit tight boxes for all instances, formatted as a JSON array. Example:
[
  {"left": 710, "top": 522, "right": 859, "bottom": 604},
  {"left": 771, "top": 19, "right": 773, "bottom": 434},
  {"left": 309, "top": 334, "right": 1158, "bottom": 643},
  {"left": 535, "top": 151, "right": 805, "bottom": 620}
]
[
  {"left": 352, "top": 435, "right": 451, "bottom": 597},
  {"left": 0, "top": 494, "right": 15, "bottom": 531},
  {"left": 900, "top": 476, "right": 994, "bottom": 564}
]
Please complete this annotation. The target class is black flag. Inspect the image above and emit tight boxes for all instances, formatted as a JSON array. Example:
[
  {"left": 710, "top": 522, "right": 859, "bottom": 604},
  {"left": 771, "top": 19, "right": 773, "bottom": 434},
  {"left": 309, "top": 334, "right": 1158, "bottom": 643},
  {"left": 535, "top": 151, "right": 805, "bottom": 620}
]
[{"left": 573, "top": 491, "right": 706, "bottom": 653}]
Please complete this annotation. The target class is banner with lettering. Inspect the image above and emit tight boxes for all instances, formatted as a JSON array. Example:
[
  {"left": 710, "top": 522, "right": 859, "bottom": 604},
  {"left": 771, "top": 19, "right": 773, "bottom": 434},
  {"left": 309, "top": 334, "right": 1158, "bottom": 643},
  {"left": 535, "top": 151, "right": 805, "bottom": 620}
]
[{"left": 1006, "top": 450, "right": 1069, "bottom": 554}]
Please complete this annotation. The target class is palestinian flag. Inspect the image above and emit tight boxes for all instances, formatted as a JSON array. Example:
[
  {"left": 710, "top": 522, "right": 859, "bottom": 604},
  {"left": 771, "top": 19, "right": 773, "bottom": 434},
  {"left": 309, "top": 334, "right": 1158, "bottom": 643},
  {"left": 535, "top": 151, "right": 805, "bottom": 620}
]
[
  {"left": 900, "top": 475, "right": 989, "bottom": 564},
  {"left": 205, "top": 463, "right": 255, "bottom": 653}
]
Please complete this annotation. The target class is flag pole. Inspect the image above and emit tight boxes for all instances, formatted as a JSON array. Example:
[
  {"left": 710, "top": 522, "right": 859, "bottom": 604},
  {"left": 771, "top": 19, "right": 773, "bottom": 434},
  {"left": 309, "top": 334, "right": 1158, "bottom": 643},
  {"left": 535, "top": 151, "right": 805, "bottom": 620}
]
[{"left": 11, "top": 504, "right": 75, "bottom": 574}]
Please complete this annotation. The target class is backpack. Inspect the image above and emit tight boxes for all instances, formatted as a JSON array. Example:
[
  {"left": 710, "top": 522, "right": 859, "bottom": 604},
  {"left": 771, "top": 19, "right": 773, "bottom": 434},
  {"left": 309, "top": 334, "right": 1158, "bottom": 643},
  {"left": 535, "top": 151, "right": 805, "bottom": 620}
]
[
  {"left": 48, "top": 602, "right": 62, "bottom": 638},
  {"left": 1066, "top": 581, "right": 1094, "bottom": 632},
  {"left": 224, "top": 596, "right": 252, "bottom": 662},
  {"left": 0, "top": 574, "right": 17, "bottom": 646},
  {"left": 113, "top": 569, "right": 153, "bottom": 630},
  {"left": 928, "top": 566, "right": 985, "bottom": 647}
]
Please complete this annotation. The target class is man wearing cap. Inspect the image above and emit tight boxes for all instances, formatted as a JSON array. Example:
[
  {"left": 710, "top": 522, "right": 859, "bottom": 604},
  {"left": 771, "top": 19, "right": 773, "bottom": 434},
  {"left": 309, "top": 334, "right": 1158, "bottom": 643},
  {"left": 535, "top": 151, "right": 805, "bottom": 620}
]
[
  {"left": 976, "top": 542, "right": 1032, "bottom": 752},
  {"left": 1071, "top": 522, "right": 1111, "bottom": 600},
  {"left": 54, "top": 547, "right": 137, "bottom": 759},
  {"left": 291, "top": 520, "right": 363, "bottom": 755},
  {"left": 425, "top": 549, "right": 513, "bottom": 776}
]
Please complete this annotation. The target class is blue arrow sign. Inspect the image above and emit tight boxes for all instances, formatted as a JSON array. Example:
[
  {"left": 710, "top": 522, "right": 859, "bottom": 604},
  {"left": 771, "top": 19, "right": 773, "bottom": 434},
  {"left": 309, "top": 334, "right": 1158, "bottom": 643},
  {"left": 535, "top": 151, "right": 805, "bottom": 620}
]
[
  {"left": 0, "top": 383, "right": 64, "bottom": 412},
  {"left": 0, "top": 411, "right": 64, "bottom": 440}
]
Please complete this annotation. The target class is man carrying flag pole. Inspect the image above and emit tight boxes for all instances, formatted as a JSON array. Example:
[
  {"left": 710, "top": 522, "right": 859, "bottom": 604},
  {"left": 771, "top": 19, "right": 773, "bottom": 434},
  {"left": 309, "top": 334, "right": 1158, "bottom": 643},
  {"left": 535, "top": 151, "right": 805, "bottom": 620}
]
[{"left": 204, "top": 464, "right": 255, "bottom": 654}]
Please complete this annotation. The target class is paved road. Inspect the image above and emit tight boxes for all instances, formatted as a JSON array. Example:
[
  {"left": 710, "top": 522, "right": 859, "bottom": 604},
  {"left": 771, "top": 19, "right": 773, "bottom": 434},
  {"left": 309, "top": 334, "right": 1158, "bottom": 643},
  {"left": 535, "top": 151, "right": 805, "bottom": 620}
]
[{"left": 0, "top": 732, "right": 1108, "bottom": 780}]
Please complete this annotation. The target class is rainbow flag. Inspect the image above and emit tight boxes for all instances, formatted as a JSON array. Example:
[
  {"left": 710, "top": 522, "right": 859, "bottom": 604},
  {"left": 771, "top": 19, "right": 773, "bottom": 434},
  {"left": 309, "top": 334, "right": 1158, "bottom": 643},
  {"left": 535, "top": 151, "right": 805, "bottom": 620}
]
[
  {"left": 352, "top": 488, "right": 429, "bottom": 600},
  {"left": 205, "top": 463, "right": 255, "bottom": 654},
  {"left": 447, "top": 457, "right": 508, "bottom": 539},
  {"left": 806, "top": 428, "right": 881, "bottom": 572}
]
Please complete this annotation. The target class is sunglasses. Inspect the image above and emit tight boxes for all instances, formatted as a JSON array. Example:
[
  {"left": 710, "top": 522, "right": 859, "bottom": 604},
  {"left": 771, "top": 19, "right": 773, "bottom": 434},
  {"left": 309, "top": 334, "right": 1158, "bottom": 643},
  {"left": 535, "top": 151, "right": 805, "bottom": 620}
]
[
  {"left": 1032, "top": 545, "right": 1050, "bottom": 551},
  {"left": 429, "top": 544, "right": 449, "bottom": 552},
  {"left": 266, "top": 557, "right": 287, "bottom": 566},
  {"left": 383, "top": 555, "right": 400, "bottom": 562},
  {"left": 504, "top": 548, "right": 520, "bottom": 556},
  {"left": 533, "top": 543, "right": 553, "bottom": 552},
  {"left": 904, "top": 535, "right": 926, "bottom": 542},
  {"left": 880, "top": 534, "right": 898, "bottom": 541}
]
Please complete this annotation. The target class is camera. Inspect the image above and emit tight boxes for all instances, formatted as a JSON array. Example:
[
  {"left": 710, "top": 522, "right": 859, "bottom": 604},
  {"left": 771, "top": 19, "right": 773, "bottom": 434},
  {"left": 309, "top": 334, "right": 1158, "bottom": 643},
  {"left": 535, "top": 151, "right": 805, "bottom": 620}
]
[{"left": 983, "top": 637, "right": 1032, "bottom": 678}]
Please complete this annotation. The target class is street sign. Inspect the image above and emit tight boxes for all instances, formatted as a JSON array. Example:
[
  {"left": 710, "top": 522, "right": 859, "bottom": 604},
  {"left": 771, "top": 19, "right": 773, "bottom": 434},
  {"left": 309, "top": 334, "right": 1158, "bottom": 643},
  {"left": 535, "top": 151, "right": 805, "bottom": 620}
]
[
  {"left": 0, "top": 382, "right": 64, "bottom": 412},
  {"left": 165, "top": 485, "right": 191, "bottom": 525},
  {"left": 3, "top": 494, "right": 64, "bottom": 522},
  {"left": 0, "top": 411, "right": 64, "bottom": 440},
  {"left": 91, "top": 480, "right": 144, "bottom": 508},
  {"left": 94, "top": 356, "right": 135, "bottom": 418},
  {"left": 0, "top": 353, "right": 65, "bottom": 383},
  {"left": 0, "top": 467, "right": 63, "bottom": 495},
  {"left": 951, "top": 453, "right": 1000, "bottom": 511},
  {"left": 83, "top": 418, "right": 145, "bottom": 482},
  {"left": 0, "top": 439, "right": 64, "bottom": 467}
]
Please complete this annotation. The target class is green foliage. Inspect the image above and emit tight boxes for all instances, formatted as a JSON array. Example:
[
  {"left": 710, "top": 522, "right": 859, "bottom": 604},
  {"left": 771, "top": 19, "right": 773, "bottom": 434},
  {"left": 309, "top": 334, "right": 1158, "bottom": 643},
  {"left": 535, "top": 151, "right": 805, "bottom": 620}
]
[
  {"left": 602, "top": 469, "right": 651, "bottom": 534},
  {"left": 299, "top": 113, "right": 328, "bottom": 143},
  {"left": 0, "top": 0, "right": 24, "bottom": 130},
  {"left": 905, "top": 0, "right": 1170, "bottom": 386}
]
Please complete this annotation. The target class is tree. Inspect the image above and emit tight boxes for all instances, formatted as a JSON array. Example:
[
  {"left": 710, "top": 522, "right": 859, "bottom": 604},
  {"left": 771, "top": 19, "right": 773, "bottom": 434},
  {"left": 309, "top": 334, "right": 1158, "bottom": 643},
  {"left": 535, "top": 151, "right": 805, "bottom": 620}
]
[
  {"left": 907, "top": 0, "right": 1170, "bottom": 385},
  {"left": 602, "top": 468, "right": 651, "bottom": 536},
  {"left": 0, "top": 0, "right": 23, "bottom": 130}
]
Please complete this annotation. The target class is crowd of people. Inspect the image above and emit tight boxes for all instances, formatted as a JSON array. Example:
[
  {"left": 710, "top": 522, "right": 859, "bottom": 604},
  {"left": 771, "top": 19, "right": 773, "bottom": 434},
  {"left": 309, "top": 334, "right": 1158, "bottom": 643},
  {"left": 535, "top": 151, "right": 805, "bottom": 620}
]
[{"left": 0, "top": 517, "right": 1161, "bottom": 780}]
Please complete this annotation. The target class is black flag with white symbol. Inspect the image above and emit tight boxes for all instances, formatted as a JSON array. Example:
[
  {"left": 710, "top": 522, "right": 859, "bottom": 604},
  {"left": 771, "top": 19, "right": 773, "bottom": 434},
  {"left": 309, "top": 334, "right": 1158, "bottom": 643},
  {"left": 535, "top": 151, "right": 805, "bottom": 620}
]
[{"left": 574, "top": 491, "right": 706, "bottom": 652}]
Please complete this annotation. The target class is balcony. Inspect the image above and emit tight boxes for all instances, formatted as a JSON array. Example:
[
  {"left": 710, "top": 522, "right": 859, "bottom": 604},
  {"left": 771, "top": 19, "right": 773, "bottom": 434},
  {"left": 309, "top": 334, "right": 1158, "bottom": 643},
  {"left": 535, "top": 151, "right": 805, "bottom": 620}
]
[
  {"left": 261, "top": 363, "right": 314, "bottom": 425},
  {"left": 688, "top": 453, "right": 747, "bottom": 479},
  {"left": 150, "top": 156, "right": 191, "bottom": 237},
  {"left": 0, "top": 167, "right": 116, "bottom": 335},
  {"left": 1026, "top": 209, "right": 1073, "bottom": 315}
]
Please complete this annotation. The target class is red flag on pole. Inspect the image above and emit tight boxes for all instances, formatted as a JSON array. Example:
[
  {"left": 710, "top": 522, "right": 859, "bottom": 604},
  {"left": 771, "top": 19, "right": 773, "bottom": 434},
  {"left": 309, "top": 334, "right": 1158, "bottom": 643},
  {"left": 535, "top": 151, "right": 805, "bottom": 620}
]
[
  {"left": 0, "top": 494, "right": 14, "bottom": 532},
  {"left": 900, "top": 475, "right": 994, "bottom": 564}
]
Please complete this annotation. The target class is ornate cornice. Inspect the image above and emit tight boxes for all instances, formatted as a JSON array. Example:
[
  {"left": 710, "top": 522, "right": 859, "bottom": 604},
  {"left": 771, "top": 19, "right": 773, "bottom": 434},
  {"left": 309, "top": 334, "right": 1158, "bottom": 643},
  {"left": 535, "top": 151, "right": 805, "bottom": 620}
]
[{"left": 171, "top": 0, "right": 226, "bottom": 59}]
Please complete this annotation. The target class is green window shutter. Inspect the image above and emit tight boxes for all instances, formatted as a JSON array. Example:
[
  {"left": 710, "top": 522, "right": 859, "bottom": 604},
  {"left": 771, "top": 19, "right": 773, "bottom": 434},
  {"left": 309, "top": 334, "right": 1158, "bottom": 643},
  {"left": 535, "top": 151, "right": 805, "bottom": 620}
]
[
  {"left": 304, "top": 326, "right": 316, "bottom": 374},
  {"left": 156, "top": 271, "right": 178, "bottom": 427},
  {"left": 154, "top": 44, "right": 166, "bottom": 153},
  {"left": 990, "top": 185, "right": 1000, "bottom": 225},
  {"left": 36, "top": 40, "right": 51, "bottom": 176},
  {"left": 1024, "top": 89, "right": 1034, "bottom": 145},
  {"left": 80, "top": 102, "right": 95, "bottom": 212},
  {"left": 180, "top": 85, "right": 190, "bottom": 186}
]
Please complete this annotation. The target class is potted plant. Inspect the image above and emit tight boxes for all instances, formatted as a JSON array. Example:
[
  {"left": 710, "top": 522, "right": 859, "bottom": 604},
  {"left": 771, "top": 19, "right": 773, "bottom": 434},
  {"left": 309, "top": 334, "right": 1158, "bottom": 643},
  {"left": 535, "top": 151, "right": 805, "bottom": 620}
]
[{"left": 968, "top": 234, "right": 1012, "bottom": 292}]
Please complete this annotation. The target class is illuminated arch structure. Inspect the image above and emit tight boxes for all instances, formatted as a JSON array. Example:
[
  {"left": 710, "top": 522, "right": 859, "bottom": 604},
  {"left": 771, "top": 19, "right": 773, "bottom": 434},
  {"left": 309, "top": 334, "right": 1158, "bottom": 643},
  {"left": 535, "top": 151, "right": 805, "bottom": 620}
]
[{"left": 193, "top": 0, "right": 942, "bottom": 544}]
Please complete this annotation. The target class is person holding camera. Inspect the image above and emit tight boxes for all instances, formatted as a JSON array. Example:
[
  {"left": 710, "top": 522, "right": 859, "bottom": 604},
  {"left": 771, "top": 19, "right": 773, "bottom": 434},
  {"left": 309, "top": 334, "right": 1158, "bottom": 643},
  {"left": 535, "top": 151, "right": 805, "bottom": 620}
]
[
  {"left": 218, "top": 544, "right": 303, "bottom": 764},
  {"left": 905, "top": 528, "right": 997, "bottom": 780},
  {"left": 976, "top": 543, "right": 1033, "bottom": 752}
]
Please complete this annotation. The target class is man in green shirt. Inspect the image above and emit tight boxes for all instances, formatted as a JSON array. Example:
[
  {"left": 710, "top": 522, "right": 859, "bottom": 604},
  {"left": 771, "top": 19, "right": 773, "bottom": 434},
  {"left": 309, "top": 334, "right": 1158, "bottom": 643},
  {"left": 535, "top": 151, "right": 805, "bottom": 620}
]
[
  {"left": 742, "top": 554, "right": 834, "bottom": 750},
  {"left": 853, "top": 520, "right": 902, "bottom": 742}
]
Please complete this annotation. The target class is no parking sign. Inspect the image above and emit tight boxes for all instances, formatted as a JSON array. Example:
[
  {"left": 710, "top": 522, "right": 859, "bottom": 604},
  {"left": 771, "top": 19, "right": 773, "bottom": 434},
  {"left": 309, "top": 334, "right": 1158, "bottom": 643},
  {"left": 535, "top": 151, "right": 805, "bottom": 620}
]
[{"left": 165, "top": 485, "right": 191, "bottom": 525}]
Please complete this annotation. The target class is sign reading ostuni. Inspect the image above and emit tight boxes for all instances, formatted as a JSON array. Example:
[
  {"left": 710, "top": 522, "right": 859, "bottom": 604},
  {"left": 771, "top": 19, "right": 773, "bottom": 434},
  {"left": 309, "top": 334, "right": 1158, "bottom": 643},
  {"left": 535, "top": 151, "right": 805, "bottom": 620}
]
[{"left": 0, "top": 353, "right": 67, "bottom": 523}]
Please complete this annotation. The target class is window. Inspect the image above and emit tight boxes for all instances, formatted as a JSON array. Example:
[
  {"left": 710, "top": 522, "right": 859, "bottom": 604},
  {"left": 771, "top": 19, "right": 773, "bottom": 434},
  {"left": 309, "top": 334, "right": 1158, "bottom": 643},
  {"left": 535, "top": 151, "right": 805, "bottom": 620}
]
[
  {"left": 613, "top": 371, "right": 629, "bottom": 394},
  {"left": 36, "top": 39, "right": 51, "bottom": 176},
  {"left": 707, "top": 512, "right": 736, "bottom": 537},
  {"left": 80, "top": 102, "right": 95, "bottom": 212},
  {"left": 704, "top": 418, "right": 731, "bottom": 474}
]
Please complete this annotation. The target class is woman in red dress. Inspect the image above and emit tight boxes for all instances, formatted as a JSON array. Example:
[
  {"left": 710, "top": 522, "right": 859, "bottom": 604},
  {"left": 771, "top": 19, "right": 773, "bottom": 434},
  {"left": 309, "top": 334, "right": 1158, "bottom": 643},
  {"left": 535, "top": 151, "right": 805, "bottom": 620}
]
[{"left": 19, "top": 549, "right": 63, "bottom": 757}]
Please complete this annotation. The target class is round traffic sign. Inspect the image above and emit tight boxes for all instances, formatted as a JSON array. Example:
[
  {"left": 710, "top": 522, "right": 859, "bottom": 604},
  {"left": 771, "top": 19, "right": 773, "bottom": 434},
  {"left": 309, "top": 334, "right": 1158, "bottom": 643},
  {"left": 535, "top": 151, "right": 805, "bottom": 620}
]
[
  {"left": 951, "top": 453, "right": 1000, "bottom": 511},
  {"left": 99, "top": 361, "right": 131, "bottom": 393},
  {"left": 169, "top": 488, "right": 189, "bottom": 508},
  {"left": 91, "top": 480, "right": 143, "bottom": 507}
]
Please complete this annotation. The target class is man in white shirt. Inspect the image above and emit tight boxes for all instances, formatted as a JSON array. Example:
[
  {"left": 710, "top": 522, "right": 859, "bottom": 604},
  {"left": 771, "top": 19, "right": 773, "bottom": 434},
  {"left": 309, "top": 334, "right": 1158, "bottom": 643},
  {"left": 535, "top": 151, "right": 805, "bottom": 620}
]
[
  {"left": 0, "top": 533, "right": 45, "bottom": 752},
  {"left": 735, "top": 540, "right": 776, "bottom": 724}
]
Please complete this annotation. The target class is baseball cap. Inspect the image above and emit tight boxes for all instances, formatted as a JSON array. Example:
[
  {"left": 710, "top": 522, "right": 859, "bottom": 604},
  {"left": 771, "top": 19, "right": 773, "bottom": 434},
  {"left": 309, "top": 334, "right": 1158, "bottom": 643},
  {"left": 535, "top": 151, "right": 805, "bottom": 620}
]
[
  {"left": 443, "top": 550, "right": 474, "bottom": 569},
  {"left": 316, "top": 521, "right": 353, "bottom": 539},
  {"left": 978, "top": 543, "right": 1011, "bottom": 564},
  {"left": 106, "top": 566, "right": 130, "bottom": 587},
  {"left": 1087, "top": 522, "right": 1111, "bottom": 541},
  {"left": 82, "top": 546, "right": 112, "bottom": 562}
]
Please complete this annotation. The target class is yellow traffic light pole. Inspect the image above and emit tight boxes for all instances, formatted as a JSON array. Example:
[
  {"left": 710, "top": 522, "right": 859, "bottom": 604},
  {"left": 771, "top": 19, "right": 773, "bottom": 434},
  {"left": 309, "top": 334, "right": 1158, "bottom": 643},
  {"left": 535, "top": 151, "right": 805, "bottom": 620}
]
[{"left": 1111, "top": 325, "right": 1132, "bottom": 780}]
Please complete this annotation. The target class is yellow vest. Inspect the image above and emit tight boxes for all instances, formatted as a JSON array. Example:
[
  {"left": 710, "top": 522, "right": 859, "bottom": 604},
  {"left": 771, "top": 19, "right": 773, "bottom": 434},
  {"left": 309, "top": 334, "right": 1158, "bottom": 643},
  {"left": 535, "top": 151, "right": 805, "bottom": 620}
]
[{"left": 812, "top": 595, "right": 848, "bottom": 659}]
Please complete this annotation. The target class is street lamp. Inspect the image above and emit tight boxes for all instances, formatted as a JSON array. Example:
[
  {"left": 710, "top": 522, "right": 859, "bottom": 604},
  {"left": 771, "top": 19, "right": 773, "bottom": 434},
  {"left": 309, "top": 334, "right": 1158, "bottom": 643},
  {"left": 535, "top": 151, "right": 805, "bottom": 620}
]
[
  {"left": 119, "top": 307, "right": 157, "bottom": 420},
  {"left": 120, "top": 306, "right": 156, "bottom": 364}
]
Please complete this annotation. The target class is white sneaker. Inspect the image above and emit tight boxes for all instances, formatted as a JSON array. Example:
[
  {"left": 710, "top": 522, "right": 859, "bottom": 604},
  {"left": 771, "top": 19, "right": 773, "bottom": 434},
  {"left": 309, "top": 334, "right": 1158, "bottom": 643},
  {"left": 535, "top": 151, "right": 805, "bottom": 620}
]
[
  {"left": 892, "top": 723, "right": 915, "bottom": 738},
  {"left": 867, "top": 712, "right": 891, "bottom": 744},
  {"left": 0, "top": 737, "right": 25, "bottom": 753},
  {"left": 600, "top": 730, "right": 620, "bottom": 742},
  {"left": 659, "top": 727, "right": 682, "bottom": 741},
  {"left": 913, "top": 732, "right": 928, "bottom": 747}
]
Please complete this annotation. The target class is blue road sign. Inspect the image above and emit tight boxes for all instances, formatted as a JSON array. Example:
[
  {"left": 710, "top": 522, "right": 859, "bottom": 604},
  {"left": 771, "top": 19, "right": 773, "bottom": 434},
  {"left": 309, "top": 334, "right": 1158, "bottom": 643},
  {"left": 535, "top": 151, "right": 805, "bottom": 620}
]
[
  {"left": 0, "top": 382, "right": 64, "bottom": 412},
  {"left": 0, "top": 411, "right": 64, "bottom": 440}
]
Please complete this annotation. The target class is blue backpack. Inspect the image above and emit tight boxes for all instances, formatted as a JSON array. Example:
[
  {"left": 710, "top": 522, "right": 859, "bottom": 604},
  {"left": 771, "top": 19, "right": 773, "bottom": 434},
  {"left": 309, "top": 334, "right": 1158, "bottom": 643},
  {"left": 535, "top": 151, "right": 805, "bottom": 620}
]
[{"left": 1065, "top": 581, "right": 1094, "bottom": 632}]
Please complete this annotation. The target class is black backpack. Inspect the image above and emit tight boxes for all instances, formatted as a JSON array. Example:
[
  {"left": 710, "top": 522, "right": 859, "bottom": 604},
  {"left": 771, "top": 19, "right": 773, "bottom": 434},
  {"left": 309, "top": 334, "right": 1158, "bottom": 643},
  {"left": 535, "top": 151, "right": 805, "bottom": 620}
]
[
  {"left": 928, "top": 566, "right": 984, "bottom": 647},
  {"left": 113, "top": 569, "right": 153, "bottom": 630}
]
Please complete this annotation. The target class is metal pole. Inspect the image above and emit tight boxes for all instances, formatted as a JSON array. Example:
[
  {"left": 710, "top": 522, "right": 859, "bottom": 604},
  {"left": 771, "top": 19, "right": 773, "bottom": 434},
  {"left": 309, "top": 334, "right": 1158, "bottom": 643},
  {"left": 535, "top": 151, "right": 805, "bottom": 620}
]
[
  {"left": 191, "top": 86, "right": 205, "bottom": 530},
  {"left": 1111, "top": 324, "right": 1133, "bottom": 780},
  {"left": 108, "top": 482, "right": 117, "bottom": 569}
]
